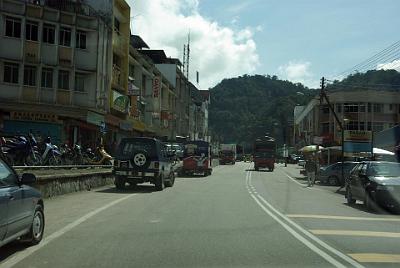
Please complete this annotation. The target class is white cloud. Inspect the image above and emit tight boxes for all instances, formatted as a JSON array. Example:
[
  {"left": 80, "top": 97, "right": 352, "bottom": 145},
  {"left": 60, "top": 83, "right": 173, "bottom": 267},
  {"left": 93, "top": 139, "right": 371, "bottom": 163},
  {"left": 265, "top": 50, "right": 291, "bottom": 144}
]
[
  {"left": 377, "top": 60, "right": 400, "bottom": 71},
  {"left": 128, "top": 0, "right": 259, "bottom": 89},
  {"left": 278, "top": 61, "right": 319, "bottom": 88}
]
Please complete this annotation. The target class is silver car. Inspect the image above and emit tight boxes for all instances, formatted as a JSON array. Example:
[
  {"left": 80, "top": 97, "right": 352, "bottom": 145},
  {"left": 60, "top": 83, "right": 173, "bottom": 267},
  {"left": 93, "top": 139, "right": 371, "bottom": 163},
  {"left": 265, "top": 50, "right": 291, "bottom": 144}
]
[{"left": 319, "top": 161, "right": 359, "bottom": 186}]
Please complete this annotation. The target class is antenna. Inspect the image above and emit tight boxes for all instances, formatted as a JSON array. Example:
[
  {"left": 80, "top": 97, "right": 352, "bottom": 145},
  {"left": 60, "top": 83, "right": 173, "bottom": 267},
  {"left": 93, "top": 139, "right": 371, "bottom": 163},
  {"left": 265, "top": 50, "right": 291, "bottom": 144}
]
[
  {"left": 186, "top": 31, "right": 190, "bottom": 79},
  {"left": 183, "top": 44, "right": 186, "bottom": 75}
]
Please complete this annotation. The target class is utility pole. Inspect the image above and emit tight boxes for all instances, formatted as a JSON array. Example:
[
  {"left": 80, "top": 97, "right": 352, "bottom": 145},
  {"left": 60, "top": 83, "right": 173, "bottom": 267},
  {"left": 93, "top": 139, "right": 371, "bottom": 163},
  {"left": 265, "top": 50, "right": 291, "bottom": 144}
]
[{"left": 319, "top": 77, "right": 345, "bottom": 189}]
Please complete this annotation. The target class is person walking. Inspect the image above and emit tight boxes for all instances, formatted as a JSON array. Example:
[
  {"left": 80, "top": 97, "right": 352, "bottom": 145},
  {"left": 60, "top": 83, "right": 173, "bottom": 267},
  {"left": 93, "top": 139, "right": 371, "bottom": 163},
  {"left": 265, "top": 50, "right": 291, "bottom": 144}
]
[{"left": 305, "top": 154, "right": 316, "bottom": 187}]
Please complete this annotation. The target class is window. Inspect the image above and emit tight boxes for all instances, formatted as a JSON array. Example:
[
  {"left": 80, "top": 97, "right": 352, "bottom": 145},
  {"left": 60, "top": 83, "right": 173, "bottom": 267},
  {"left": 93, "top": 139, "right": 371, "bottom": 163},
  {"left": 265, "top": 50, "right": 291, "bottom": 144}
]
[
  {"left": 372, "top": 122, "right": 384, "bottom": 132},
  {"left": 322, "top": 105, "right": 329, "bottom": 114},
  {"left": 59, "top": 27, "right": 71, "bottom": 46},
  {"left": 76, "top": 30, "right": 87, "bottom": 49},
  {"left": 389, "top": 104, "right": 393, "bottom": 111},
  {"left": 114, "top": 17, "right": 120, "bottom": 33},
  {"left": 41, "top": 68, "right": 53, "bottom": 88},
  {"left": 75, "top": 73, "right": 85, "bottom": 92},
  {"left": 58, "top": 70, "right": 69, "bottom": 89},
  {"left": 344, "top": 103, "right": 358, "bottom": 113},
  {"left": 23, "top": 66, "right": 36, "bottom": 86},
  {"left": 43, "top": 24, "right": 55, "bottom": 44},
  {"left": 5, "top": 17, "right": 21, "bottom": 38},
  {"left": 368, "top": 103, "right": 372, "bottom": 113},
  {"left": 359, "top": 103, "right": 366, "bottom": 112},
  {"left": 367, "top": 122, "right": 372, "bottom": 131},
  {"left": 25, "top": 21, "right": 38, "bottom": 41},
  {"left": 359, "top": 121, "right": 365, "bottom": 130},
  {"left": 0, "top": 159, "right": 16, "bottom": 186},
  {"left": 373, "top": 103, "right": 383, "bottom": 113},
  {"left": 336, "top": 103, "right": 342, "bottom": 113},
  {"left": 3, "top": 62, "right": 19, "bottom": 84},
  {"left": 129, "top": 64, "right": 135, "bottom": 78},
  {"left": 345, "top": 121, "right": 359, "bottom": 130},
  {"left": 142, "top": 74, "right": 146, "bottom": 95}
]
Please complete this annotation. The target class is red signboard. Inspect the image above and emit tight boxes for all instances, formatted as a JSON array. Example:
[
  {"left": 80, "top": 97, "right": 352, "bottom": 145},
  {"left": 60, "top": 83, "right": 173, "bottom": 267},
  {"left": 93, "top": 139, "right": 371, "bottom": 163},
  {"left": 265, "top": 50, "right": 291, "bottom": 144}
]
[{"left": 152, "top": 77, "right": 160, "bottom": 98}]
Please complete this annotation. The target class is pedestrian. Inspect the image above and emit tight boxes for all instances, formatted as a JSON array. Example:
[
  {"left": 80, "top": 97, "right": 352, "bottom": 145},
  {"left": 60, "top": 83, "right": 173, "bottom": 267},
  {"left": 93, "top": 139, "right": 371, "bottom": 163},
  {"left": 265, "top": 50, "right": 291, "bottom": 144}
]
[{"left": 305, "top": 155, "right": 316, "bottom": 187}]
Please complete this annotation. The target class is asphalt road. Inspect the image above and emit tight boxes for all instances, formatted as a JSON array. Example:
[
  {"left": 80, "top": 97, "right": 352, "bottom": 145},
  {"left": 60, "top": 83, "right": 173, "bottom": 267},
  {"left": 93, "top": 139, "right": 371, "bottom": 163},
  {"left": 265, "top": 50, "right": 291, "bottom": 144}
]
[{"left": 1, "top": 162, "right": 400, "bottom": 267}]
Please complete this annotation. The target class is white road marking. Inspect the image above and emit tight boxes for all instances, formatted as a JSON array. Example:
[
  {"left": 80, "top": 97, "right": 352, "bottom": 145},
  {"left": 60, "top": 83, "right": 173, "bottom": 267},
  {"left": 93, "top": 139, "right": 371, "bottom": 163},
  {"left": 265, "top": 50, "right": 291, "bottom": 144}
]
[
  {"left": 349, "top": 253, "right": 400, "bottom": 263},
  {"left": 287, "top": 214, "right": 400, "bottom": 222},
  {"left": 311, "top": 230, "right": 400, "bottom": 238},
  {"left": 0, "top": 194, "right": 136, "bottom": 268},
  {"left": 246, "top": 171, "right": 363, "bottom": 268}
]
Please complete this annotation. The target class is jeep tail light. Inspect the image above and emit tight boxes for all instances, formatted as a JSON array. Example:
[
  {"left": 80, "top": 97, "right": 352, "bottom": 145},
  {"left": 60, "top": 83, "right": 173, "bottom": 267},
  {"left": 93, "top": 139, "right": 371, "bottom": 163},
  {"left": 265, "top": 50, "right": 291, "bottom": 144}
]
[{"left": 154, "top": 162, "right": 159, "bottom": 169}]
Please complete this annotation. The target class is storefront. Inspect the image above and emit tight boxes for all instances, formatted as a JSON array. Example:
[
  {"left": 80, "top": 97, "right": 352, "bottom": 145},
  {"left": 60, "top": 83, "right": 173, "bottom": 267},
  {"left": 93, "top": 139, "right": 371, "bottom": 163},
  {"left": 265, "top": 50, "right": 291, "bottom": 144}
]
[{"left": 2, "top": 111, "right": 63, "bottom": 144}]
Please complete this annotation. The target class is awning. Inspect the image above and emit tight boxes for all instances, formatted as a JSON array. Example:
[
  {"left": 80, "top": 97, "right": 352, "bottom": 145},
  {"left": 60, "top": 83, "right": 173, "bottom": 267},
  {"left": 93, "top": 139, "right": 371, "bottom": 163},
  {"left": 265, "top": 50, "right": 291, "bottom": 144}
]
[{"left": 321, "top": 146, "right": 394, "bottom": 155}]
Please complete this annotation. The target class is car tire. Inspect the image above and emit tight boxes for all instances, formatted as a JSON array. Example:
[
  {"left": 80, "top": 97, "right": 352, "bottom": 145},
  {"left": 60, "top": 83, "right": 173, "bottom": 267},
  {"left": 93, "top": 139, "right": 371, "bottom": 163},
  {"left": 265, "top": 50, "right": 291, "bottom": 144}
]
[
  {"left": 115, "top": 176, "right": 126, "bottom": 190},
  {"left": 165, "top": 172, "right": 175, "bottom": 187},
  {"left": 22, "top": 204, "right": 45, "bottom": 246},
  {"left": 346, "top": 187, "right": 356, "bottom": 205},
  {"left": 155, "top": 175, "right": 165, "bottom": 191},
  {"left": 328, "top": 176, "right": 339, "bottom": 186}
]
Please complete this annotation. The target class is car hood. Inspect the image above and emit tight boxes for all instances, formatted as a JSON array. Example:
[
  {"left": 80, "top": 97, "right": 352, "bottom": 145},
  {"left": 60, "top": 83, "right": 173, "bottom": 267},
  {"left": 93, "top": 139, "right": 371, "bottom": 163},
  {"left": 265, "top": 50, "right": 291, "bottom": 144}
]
[{"left": 371, "top": 176, "right": 400, "bottom": 186}]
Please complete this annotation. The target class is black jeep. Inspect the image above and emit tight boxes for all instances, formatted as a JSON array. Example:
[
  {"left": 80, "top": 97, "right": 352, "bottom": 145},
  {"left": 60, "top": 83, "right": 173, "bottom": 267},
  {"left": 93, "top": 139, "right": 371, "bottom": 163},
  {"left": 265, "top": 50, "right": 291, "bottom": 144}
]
[{"left": 113, "top": 137, "right": 175, "bottom": 191}]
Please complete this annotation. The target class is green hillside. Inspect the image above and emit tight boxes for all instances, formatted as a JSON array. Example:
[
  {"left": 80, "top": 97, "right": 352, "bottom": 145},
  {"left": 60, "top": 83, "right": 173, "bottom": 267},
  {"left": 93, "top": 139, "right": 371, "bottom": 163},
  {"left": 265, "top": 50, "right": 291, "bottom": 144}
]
[{"left": 209, "top": 74, "right": 316, "bottom": 148}]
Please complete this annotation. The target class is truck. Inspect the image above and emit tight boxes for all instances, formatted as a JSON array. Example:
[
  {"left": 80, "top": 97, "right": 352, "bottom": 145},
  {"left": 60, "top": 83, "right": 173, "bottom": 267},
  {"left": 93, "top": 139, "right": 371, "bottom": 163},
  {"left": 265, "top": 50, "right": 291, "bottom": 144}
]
[
  {"left": 253, "top": 136, "right": 276, "bottom": 171},
  {"left": 219, "top": 143, "right": 236, "bottom": 165}
]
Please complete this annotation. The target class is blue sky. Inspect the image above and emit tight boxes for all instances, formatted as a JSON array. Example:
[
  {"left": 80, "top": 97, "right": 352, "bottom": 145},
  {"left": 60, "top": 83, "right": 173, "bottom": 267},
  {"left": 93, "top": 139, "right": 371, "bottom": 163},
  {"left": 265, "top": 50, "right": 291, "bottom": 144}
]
[
  {"left": 131, "top": 0, "right": 400, "bottom": 89},
  {"left": 197, "top": 0, "right": 400, "bottom": 87}
]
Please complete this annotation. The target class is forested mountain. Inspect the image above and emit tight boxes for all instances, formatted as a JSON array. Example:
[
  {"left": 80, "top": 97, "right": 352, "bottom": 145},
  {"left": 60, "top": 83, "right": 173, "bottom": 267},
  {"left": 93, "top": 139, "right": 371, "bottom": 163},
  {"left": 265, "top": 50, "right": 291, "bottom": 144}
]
[
  {"left": 209, "top": 74, "right": 316, "bottom": 147},
  {"left": 327, "top": 69, "right": 400, "bottom": 90}
]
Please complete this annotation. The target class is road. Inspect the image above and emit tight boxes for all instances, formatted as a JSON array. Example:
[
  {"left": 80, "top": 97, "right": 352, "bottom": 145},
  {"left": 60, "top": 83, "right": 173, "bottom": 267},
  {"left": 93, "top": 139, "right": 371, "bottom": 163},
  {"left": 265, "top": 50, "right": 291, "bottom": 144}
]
[{"left": 1, "top": 162, "right": 400, "bottom": 267}]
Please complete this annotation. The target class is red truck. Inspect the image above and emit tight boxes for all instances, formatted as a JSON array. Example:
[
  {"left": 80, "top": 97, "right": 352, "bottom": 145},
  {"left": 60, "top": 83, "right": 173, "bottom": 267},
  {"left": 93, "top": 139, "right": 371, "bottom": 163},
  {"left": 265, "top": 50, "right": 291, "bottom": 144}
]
[{"left": 253, "top": 136, "right": 276, "bottom": 171}]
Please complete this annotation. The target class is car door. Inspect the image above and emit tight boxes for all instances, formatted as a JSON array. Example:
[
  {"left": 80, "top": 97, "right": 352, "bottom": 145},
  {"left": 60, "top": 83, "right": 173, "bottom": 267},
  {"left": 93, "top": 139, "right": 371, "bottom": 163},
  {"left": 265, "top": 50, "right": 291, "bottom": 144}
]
[
  {"left": 348, "top": 163, "right": 362, "bottom": 198},
  {"left": 0, "top": 161, "right": 28, "bottom": 239},
  {"left": 0, "top": 182, "right": 10, "bottom": 241}
]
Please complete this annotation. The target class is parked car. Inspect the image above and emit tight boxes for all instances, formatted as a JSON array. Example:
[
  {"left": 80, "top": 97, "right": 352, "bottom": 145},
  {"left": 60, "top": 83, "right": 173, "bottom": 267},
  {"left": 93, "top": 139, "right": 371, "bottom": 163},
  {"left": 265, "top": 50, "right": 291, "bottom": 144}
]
[
  {"left": 346, "top": 161, "right": 400, "bottom": 211},
  {"left": 113, "top": 137, "right": 176, "bottom": 191},
  {"left": 298, "top": 159, "right": 305, "bottom": 167},
  {"left": 166, "top": 143, "right": 184, "bottom": 160},
  {"left": 0, "top": 158, "right": 44, "bottom": 248},
  {"left": 319, "top": 161, "right": 359, "bottom": 186}
]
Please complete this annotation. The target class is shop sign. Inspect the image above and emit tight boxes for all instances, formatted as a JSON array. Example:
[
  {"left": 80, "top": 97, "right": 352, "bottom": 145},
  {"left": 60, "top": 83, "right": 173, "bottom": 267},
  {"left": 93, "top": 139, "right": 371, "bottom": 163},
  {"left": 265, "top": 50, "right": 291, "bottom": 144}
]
[
  {"left": 86, "top": 111, "right": 105, "bottom": 127},
  {"left": 120, "top": 120, "right": 134, "bottom": 131},
  {"left": 112, "top": 90, "right": 130, "bottom": 114},
  {"left": 344, "top": 130, "right": 372, "bottom": 142},
  {"left": 128, "top": 82, "right": 140, "bottom": 96},
  {"left": 11, "top": 111, "right": 60, "bottom": 123},
  {"left": 152, "top": 76, "right": 161, "bottom": 98},
  {"left": 133, "top": 119, "right": 146, "bottom": 132}
]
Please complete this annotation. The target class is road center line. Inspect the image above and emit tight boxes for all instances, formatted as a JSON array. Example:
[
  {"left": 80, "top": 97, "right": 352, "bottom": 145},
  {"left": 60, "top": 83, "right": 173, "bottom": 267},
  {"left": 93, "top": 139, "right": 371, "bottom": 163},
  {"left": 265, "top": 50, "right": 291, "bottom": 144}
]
[
  {"left": 310, "top": 230, "right": 400, "bottom": 238},
  {"left": 0, "top": 193, "right": 136, "bottom": 268},
  {"left": 247, "top": 171, "right": 363, "bottom": 268},
  {"left": 287, "top": 214, "right": 400, "bottom": 222}
]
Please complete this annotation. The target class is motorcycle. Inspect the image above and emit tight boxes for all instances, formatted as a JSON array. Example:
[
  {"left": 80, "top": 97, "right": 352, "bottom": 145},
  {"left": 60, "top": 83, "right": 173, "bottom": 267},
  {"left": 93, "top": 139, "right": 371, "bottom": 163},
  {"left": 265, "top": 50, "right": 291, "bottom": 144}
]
[
  {"left": 88, "top": 145, "right": 113, "bottom": 165},
  {"left": 1, "top": 133, "right": 41, "bottom": 166},
  {"left": 39, "top": 137, "right": 62, "bottom": 166},
  {"left": 61, "top": 144, "right": 84, "bottom": 165}
]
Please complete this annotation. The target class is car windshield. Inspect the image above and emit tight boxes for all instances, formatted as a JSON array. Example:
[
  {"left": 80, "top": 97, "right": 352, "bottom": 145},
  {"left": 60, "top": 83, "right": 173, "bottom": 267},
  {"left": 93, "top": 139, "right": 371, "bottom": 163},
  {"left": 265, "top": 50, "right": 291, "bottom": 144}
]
[{"left": 369, "top": 163, "right": 400, "bottom": 177}]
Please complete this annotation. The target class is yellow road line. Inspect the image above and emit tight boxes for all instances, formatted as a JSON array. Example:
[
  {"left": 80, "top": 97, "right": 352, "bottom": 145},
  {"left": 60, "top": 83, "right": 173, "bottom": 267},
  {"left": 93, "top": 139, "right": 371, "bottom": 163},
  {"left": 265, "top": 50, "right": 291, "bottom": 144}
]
[
  {"left": 287, "top": 214, "right": 400, "bottom": 222},
  {"left": 310, "top": 229, "right": 400, "bottom": 238},
  {"left": 349, "top": 253, "right": 400, "bottom": 263}
]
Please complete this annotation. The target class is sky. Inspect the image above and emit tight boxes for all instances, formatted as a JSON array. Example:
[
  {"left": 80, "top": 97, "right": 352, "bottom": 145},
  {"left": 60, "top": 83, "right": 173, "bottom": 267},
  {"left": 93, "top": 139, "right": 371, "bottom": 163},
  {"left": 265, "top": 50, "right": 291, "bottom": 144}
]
[{"left": 128, "top": 0, "right": 400, "bottom": 89}]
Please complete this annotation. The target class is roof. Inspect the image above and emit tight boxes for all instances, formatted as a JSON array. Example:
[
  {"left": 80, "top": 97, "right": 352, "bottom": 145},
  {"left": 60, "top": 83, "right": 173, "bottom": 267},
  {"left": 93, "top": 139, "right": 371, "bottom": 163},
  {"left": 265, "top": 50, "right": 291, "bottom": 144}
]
[
  {"left": 138, "top": 50, "right": 167, "bottom": 64},
  {"left": 199, "top": 90, "right": 210, "bottom": 101},
  {"left": 130, "top": 35, "right": 149, "bottom": 49}
]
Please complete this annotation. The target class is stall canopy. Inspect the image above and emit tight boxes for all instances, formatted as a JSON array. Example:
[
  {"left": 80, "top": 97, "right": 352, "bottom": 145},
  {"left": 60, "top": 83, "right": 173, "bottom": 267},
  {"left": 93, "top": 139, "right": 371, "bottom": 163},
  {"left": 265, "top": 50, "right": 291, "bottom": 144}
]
[
  {"left": 299, "top": 145, "right": 324, "bottom": 153},
  {"left": 321, "top": 146, "right": 394, "bottom": 155}
]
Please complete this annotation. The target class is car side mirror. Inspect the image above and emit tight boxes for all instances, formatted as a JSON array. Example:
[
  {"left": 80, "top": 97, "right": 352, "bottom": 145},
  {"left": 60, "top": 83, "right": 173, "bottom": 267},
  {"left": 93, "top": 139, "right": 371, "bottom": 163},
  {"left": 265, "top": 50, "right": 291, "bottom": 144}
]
[{"left": 20, "top": 173, "right": 37, "bottom": 184}]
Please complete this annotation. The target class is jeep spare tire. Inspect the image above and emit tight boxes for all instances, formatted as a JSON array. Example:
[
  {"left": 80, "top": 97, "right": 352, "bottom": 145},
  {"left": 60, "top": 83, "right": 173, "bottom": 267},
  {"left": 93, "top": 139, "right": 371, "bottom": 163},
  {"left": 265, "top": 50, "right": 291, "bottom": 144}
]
[{"left": 131, "top": 150, "right": 151, "bottom": 169}]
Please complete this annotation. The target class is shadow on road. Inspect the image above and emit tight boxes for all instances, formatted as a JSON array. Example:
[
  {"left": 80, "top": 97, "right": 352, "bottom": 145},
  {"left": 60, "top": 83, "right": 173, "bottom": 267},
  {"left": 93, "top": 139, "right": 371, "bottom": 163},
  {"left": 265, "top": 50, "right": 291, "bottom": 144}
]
[
  {"left": 245, "top": 169, "right": 273, "bottom": 172},
  {"left": 96, "top": 184, "right": 156, "bottom": 194},
  {"left": 0, "top": 241, "right": 30, "bottom": 262}
]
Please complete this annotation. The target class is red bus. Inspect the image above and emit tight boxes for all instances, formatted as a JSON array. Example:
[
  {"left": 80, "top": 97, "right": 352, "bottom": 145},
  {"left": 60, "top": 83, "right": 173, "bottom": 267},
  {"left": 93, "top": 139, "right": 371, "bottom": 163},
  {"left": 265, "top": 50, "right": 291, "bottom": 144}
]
[{"left": 253, "top": 136, "right": 276, "bottom": 171}]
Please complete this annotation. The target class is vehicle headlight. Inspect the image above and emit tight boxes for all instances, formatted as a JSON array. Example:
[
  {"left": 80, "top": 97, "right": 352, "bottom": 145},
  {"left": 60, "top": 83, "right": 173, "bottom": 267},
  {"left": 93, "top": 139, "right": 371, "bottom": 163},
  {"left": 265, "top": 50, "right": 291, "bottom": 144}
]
[{"left": 376, "top": 185, "right": 395, "bottom": 191}]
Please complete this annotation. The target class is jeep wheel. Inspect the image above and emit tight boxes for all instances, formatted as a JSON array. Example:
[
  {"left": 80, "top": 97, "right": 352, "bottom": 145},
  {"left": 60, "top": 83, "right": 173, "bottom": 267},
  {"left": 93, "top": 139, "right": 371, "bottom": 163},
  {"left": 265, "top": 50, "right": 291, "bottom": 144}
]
[
  {"left": 115, "top": 176, "right": 126, "bottom": 190},
  {"left": 165, "top": 172, "right": 175, "bottom": 187},
  {"left": 155, "top": 175, "right": 165, "bottom": 191},
  {"left": 131, "top": 150, "right": 150, "bottom": 169}
]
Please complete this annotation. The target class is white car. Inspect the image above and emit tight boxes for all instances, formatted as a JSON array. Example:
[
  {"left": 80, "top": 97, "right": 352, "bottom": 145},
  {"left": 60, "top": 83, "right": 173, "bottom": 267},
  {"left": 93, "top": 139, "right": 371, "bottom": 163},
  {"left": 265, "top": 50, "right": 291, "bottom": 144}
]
[{"left": 298, "top": 159, "right": 306, "bottom": 167}]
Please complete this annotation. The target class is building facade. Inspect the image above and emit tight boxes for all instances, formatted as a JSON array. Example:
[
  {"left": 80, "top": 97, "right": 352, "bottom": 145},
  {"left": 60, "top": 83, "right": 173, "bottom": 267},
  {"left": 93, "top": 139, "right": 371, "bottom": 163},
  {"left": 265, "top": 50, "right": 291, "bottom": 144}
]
[{"left": 294, "top": 89, "right": 400, "bottom": 148}]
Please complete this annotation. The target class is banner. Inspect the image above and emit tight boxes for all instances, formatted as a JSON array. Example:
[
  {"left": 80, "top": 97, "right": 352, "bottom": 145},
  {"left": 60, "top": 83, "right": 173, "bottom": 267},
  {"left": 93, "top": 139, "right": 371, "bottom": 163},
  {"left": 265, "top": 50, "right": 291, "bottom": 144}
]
[{"left": 152, "top": 76, "right": 160, "bottom": 98}]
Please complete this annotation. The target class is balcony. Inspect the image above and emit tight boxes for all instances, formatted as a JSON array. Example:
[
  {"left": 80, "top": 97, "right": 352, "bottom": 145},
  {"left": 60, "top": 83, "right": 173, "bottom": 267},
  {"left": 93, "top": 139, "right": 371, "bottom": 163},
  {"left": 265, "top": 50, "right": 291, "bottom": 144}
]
[
  {"left": 24, "top": 41, "right": 40, "bottom": 63},
  {"left": 112, "top": 64, "right": 124, "bottom": 90},
  {"left": 59, "top": 47, "right": 73, "bottom": 67}
]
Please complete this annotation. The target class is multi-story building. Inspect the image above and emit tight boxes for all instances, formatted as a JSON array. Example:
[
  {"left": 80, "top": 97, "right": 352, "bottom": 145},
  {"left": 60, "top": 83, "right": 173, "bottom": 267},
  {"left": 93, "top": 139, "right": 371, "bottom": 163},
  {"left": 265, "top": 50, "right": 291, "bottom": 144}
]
[
  {"left": 294, "top": 89, "right": 400, "bottom": 148},
  {"left": 0, "top": 0, "right": 111, "bottom": 146}
]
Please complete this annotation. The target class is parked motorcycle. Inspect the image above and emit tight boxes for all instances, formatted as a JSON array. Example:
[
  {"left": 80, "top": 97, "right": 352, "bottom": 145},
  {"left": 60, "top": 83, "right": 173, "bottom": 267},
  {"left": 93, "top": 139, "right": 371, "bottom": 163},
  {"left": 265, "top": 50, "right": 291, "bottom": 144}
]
[
  {"left": 38, "top": 137, "right": 62, "bottom": 166},
  {"left": 88, "top": 145, "right": 113, "bottom": 165},
  {"left": 61, "top": 144, "right": 84, "bottom": 165},
  {"left": 1, "top": 133, "right": 41, "bottom": 166}
]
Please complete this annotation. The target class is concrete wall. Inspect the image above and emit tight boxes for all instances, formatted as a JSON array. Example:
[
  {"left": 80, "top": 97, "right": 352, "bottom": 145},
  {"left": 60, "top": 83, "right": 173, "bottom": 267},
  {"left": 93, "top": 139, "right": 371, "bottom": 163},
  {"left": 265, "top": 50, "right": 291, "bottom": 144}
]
[{"left": 33, "top": 171, "right": 113, "bottom": 198}]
